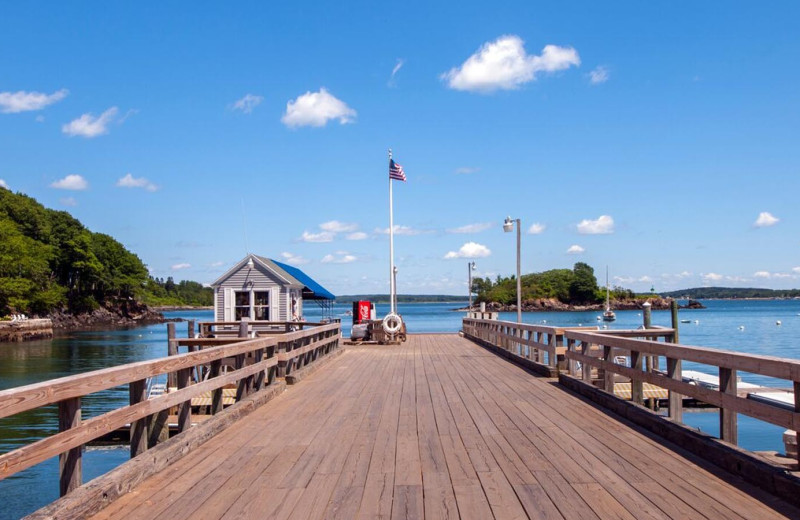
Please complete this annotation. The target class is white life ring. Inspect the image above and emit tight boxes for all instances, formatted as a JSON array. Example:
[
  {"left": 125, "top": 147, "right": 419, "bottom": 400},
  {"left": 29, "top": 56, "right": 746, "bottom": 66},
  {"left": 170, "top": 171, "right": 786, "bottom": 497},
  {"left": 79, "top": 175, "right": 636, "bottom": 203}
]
[{"left": 382, "top": 313, "right": 403, "bottom": 334}]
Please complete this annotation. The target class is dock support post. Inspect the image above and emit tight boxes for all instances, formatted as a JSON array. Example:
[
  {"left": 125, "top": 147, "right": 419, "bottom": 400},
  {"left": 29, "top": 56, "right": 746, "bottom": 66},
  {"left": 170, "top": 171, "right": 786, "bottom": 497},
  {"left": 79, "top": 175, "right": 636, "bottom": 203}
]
[
  {"left": 794, "top": 381, "right": 800, "bottom": 463},
  {"left": 719, "top": 367, "right": 738, "bottom": 445},
  {"left": 59, "top": 397, "right": 82, "bottom": 496},
  {"left": 129, "top": 379, "right": 148, "bottom": 457},
  {"left": 667, "top": 357, "right": 683, "bottom": 423}
]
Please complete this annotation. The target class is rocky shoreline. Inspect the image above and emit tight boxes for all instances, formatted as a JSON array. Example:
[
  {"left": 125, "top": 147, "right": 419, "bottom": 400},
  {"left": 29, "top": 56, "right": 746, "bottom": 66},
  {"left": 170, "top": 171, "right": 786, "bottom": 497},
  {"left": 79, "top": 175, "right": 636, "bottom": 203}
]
[
  {"left": 47, "top": 300, "right": 167, "bottom": 331},
  {"left": 456, "top": 297, "right": 705, "bottom": 313}
]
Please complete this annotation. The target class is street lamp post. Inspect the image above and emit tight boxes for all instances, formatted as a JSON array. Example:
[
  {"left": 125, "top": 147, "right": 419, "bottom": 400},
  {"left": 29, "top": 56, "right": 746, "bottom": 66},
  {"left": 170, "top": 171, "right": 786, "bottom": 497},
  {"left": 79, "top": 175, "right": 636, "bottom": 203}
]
[
  {"left": 467, "top": 261, "right": 476, "bottom": 311},
  {"left": 503, "top": 216, "right": 522, "bottom": 324}
]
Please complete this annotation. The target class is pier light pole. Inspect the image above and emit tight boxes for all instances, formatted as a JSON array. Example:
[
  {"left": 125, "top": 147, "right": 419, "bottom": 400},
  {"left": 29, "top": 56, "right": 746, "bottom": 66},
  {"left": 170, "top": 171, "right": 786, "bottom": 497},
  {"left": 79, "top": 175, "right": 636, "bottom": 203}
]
[
  {"left": 503, "top": 216, "right": 522, "bottom": 324},
  {"left": 468, "top": 261, "right": 476, "bottom": 310}
]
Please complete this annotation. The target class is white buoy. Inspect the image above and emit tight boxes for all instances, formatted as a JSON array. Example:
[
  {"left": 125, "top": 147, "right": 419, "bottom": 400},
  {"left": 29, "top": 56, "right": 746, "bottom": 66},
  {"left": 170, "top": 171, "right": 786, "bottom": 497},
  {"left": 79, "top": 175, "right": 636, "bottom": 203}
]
[
  {"left": 602, "top": 324, "right": 609, "bottom": 330},
  {"left": 776, "top": 320, "right": 782, "bottom": 326},
  {"left": 596, "top": 316, "right": 601, "bottom": 321},
  {"left": 542, "top": 319, "right": 547, "bottom": 324},
  {"left": 694, "top": 320, "right": 699, "bottom": 324},
  {"left": 738, "top": 325, "right": 745, "bottom": 331}
]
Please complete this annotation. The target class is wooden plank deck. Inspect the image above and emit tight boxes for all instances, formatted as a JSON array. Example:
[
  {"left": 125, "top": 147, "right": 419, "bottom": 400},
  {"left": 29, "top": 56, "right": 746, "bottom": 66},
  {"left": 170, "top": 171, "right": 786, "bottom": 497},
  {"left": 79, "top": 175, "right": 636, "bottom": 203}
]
[{"left": 86, "top": 334, "right": 800, "bottom": 519}]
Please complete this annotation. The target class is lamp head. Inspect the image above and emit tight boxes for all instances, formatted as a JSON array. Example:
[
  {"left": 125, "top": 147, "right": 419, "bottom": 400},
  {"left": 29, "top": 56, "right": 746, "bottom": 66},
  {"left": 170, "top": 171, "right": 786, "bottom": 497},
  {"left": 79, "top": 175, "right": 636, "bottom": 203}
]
[
  {"left": 470, "top": 261, "right": 476, "bottom": 270},
  {"left": 503, "top": 216, "right": 514, "bottom": 233},
  {"left": 246, "top": 257, "right": 255, "bottom": 269}
]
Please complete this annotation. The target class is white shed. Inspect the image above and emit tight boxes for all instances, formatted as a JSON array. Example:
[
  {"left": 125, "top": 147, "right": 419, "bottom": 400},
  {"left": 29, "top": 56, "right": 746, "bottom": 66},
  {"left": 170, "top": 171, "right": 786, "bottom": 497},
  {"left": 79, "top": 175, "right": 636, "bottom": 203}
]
[{"left": 210, "top": 254, "right": 335, "bottom": 322}]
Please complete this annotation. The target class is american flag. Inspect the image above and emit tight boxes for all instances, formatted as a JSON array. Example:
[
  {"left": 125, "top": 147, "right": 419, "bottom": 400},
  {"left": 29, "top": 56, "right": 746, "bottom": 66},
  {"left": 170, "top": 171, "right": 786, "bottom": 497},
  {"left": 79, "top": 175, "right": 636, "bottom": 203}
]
[{"left": 389, "top": 159, "right": 406, "bottom": 182}]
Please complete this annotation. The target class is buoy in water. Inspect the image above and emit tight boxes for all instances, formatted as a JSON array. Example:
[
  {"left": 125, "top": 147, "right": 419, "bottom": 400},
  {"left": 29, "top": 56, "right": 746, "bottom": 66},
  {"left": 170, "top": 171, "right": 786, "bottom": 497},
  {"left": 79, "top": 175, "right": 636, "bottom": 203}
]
[
  {"left": 776, "top": 320, "right": 782, "bottom": 326},
  {"left": 738, "top": 325, "right": 745, "bottom": 330}
]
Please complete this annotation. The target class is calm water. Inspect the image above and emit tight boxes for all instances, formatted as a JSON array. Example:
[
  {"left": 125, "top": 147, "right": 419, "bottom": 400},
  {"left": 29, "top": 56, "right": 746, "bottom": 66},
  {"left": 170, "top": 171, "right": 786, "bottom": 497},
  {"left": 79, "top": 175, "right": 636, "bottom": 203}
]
[{"left": 1, "top": 301, "right": 798, "bottom": 518}]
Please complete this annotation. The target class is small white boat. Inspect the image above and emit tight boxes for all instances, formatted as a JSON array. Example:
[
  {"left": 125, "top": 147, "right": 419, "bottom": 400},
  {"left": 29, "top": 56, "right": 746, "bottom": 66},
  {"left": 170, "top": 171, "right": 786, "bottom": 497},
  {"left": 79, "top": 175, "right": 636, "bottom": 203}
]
[{"left": 602, "top": 266, "right": 616, "bottom": 322}]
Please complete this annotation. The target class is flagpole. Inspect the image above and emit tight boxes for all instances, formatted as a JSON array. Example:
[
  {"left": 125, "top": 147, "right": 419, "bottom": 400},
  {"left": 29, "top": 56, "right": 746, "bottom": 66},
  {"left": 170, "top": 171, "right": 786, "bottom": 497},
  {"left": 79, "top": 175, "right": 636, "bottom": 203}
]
[{"left": 388, "top": 148, "right": 396, "bottom": 315}]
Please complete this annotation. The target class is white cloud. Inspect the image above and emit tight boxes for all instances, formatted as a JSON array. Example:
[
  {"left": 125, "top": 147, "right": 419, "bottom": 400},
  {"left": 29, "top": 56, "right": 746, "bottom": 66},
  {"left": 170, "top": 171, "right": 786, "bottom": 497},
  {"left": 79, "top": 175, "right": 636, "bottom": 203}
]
[
  {"left": 446, "top": 222, "right": 492, "bottom": 234},
  {"left": 280, "top": 252, "right": 310, "bottom": 266},
  {"left": 703, "top": 272, "right": 724, "bottom": 282},
  {"left": 299, "top": 230, "right": 335, "bottom": 243},
  {"left": 566, "top": 244, "right": 585, "bottom": 254},
  {"left": 0, "top": 179, "right": 7, "bottom": 189},
  {"left": 753, "top": 211, "right": 779, "bottom": 228},
  {"left": 793, "top": 267, "right": 800, "bottom": 274},
  {"left": 577, "top": 215, "right": 614, "bottom": 234},
  {"left": 35, "top": 115, "right": 45, "bottom": 123},
  {"left": 0, "top": 89, "right": 68, "bottom": 113},
  {"left": 60, "top": 197, "right": 77, "bottom": 207},
  {"left": 528, "top": 223, "right": 546, "bottom": 234},
  {"left": 319, "top": 220, "right": 358, "bottom": 233},
  {"left": 281, "top": 88, "right": 356, "bottom": 128},
  {"left": 232, "top": 94, "right": 263, "bottom": 114},
  {"left": 116, "top": 173, "right": 158, "bottom": 192},
  {"left": 638, "top": 275, "right": 653, "bottom": 283},
  {"left": 444, "top": 242, "right": 491, "bottom": 259},
  {"left": 171, "top": 263, "right": 191, "bottom": 270},
  {"left": 50, "top": 174, "right": 88, "bottom": 190},
  {"left": 62, "top": 107, "right": 119, "bottom": 138},
  {"left": 753, "top": 271, "right": 771, "bottom": 279},
  {"left": 321, "top": 251, "right": 357, "bottom": 264},
  {"left": 588, "top": 66, "right": 609, "bottom": 85},
  {"left": 441, "top": 35, "right": 580, "bottom": 93},
  {"left": 374, "top": 225, "right": 425, "bottom": 236},
  {"left": 455, "top": 167, "right": 479, "bottom": 175},
  {"left": 210, "top": 261, "right": 224, "bottom": 268},
  {"left": 346, "top": 232, "right": 368, "bottom": 241},
  {"left": 388, "top": 59, "right": 405, "bottom": 86}
]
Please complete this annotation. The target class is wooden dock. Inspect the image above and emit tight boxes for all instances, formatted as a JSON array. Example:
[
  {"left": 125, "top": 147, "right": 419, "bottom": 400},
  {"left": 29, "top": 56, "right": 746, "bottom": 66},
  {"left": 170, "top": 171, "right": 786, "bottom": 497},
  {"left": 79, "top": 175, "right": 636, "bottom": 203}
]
[{"left": 79, "top": 335, "right": 797, "bottom": 519}]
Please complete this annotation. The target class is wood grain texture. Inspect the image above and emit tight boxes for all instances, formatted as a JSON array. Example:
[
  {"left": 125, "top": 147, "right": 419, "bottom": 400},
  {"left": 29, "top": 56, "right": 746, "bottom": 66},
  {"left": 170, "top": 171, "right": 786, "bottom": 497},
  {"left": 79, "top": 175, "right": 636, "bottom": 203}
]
[{"left": 28, "top": 334, "right": 800, "bottom": 520}]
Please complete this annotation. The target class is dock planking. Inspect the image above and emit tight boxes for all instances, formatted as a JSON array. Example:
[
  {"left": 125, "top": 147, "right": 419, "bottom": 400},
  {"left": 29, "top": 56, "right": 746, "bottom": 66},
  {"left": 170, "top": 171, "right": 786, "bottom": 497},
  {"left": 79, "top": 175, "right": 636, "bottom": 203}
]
[{"left": 83, "top": 334, "right": 800, "bottom": 520}]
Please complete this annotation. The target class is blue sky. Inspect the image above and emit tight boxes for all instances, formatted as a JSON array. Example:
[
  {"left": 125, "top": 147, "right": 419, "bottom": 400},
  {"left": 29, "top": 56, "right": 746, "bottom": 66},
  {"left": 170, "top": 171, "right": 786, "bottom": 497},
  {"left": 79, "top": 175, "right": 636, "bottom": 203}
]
[{"left": 1, "top": 1, "right": 799, "bottom": 295}]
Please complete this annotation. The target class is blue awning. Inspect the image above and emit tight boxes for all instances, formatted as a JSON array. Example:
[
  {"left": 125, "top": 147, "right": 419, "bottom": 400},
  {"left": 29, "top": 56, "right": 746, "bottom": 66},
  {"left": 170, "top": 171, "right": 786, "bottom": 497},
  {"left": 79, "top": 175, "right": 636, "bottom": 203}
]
[{"left": 271, "top": 259, "right": 335, "bottom": 301}]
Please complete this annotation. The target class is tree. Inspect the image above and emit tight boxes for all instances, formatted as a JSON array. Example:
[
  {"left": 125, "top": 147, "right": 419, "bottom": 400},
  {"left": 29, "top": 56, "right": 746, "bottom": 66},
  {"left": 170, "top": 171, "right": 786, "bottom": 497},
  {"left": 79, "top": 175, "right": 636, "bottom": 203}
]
[{"left": 569, "top": 262, "right": 598, "bottom": 303}]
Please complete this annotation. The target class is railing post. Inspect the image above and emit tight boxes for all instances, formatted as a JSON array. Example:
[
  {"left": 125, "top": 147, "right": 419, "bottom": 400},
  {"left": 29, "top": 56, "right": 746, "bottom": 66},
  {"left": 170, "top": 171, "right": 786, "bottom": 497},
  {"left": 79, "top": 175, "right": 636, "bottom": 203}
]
[
  {"left": 602, "top": 345, "right": 614, "bottom": 393},
  {"left": 630, "top": 349, "right": 643, "bottom": 405},
  {"left": 236, "top": 322, "right": 249, "bottom": 401},
  {"left": 129, "top": 379, "right": 148, "bottom": 457},
  {"left": 719, "top": 367, "right": 738, "bottom": 445},
  {"left": 177, "top": 366, "right": 192, "bottom": 434},
  {"left": 667, "top": 357, "right": 683, "bottom": 423},
  {"left": 581, "top": 341, "right": 592, "bottom": 383},
  {"left": 567, "top": 338, "right": 577, "bottom": 375},
  {"left": 58, "top": 397, "right": 82, "bottom": 496},
  {"left": 548, "top": 333, "right": 557, "bottom": 369},
  {"left": 167, "top": 322, "right": 177, "bottom": 389},
  {"left": 210, "top": 359, "right": 223, "bottom": 414},
  {"left": 277, "top": 340, "right": 288, "bottom": 378},
  {"left": 794, "top": 381, "right": 799, "bottom": 463},
  {"left": 188, "top": 319, "right": 195, "bottom": 340}
]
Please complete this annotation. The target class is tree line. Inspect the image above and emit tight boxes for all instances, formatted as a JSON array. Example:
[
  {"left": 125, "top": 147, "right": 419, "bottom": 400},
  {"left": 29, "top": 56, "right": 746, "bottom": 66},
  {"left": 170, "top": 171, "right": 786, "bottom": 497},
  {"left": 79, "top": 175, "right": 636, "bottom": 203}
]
[
  {"left": 0, "top": 188, "right": 211, "bottom": 315},
  {"left": 471, "top": 262, "right": 637, "bottom": 305}
]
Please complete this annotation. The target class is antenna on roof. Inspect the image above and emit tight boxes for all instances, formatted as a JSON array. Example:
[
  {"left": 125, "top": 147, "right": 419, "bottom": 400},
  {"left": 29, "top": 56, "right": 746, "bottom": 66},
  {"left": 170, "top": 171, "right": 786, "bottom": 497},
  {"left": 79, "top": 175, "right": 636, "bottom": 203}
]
[{"left": 241, "top": 196, "right": 250, "bottom": 255}]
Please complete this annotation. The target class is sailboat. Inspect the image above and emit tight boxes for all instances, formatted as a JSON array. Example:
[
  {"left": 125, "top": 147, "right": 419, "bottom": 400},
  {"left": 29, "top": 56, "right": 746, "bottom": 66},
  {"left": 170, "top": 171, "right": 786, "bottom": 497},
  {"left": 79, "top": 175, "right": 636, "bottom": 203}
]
[{"left": 603, "top": 267, "right": 616, "bottom": 322}]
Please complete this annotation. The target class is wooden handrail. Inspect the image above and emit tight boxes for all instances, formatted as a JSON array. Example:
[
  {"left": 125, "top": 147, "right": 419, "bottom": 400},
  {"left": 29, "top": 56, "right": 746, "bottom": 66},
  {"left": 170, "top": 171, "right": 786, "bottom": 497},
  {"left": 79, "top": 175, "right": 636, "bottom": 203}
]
[
  {"left": 0, "top": 321, "right": 341, "bottom": 494},
  {"left": 564, "top": 329, "right": 800, "bottom": 450}
]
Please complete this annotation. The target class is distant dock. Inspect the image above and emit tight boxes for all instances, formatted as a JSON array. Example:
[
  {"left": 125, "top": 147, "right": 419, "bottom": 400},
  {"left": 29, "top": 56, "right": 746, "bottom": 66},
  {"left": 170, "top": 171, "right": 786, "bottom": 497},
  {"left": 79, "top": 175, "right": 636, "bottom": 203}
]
[{"left": 0, "top": 318, "right": 53, "bottom": 342}]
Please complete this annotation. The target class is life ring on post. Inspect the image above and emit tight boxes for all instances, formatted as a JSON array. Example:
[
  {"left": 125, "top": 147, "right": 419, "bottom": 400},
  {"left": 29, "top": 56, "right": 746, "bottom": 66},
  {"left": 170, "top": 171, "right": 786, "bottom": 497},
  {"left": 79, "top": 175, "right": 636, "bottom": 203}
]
[{"left": 382, "top": 313, "right": 403, "bottom": 335}]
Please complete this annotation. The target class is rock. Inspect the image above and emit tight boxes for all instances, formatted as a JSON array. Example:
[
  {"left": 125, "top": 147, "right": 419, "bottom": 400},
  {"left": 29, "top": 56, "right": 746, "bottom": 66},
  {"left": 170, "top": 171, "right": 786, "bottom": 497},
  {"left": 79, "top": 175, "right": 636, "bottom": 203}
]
[{"left": 47, "top": 299, "right": 166, "bottom": 331}]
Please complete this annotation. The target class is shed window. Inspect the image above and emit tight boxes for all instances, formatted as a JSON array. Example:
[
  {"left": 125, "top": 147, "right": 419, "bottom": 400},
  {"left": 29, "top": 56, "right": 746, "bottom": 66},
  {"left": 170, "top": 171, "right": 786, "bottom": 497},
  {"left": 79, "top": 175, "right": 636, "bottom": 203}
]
[
  {"left": 254, "top": 291, "right": 270, "bottom": 320},
  {"left": 234, "top": 291, "right": 250, "bottom": 320}
]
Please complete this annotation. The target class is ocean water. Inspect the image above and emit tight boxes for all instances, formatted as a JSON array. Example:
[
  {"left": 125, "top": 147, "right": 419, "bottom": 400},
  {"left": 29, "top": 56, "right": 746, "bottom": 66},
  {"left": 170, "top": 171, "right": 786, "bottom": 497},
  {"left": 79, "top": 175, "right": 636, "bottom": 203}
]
[{"left": 0, "top": 300, "right": 798, "bottom": 518}]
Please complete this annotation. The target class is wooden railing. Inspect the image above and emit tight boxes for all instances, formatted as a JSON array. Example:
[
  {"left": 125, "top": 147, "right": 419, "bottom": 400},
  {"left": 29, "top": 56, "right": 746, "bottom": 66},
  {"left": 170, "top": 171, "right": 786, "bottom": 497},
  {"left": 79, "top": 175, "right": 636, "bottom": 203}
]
[
  {"left": 565, "top": 328, "right": 800, "bottom": 458},
  {"left": 462, "top": 317, "right": 799, "bottom": 462},
  {"left": 462, "top": 318, "right": 596, "bottom": 375},
  {"left": 198, "top": 320, "right": 331, "bottom": 337},
  {"left": 0, "top": 321, "right": 340, "bottom": 496}
]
